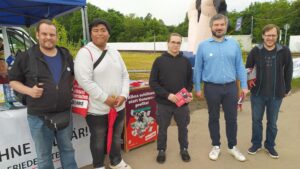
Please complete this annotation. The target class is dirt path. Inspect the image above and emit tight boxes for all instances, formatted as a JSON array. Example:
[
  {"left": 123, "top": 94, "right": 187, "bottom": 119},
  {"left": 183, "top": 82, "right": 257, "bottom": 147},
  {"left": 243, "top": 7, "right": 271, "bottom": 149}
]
[{"left": 82, "top": 91, "right": 300, "bottom": 169}]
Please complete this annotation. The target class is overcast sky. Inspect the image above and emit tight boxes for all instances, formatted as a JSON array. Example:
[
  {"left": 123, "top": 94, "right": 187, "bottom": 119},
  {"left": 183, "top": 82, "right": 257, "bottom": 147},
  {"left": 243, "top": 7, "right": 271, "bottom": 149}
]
[{"left": 87, "top": 0, "right": 288, "bottom": 26}]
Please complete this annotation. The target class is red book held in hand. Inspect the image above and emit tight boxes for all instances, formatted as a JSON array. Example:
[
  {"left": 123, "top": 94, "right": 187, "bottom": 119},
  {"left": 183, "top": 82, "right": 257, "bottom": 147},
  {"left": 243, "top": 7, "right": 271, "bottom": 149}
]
[
  {"left": 175, "top": 88, "right": 192, "bottom": 107},
  {"left": 247, "top": 67, "right": 257, "bottom": 89}
]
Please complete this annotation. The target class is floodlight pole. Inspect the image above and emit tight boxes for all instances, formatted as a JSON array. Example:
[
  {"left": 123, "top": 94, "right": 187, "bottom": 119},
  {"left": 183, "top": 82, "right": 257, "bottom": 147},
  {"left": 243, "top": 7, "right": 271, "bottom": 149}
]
[
  {"left": 153, "top": 32, "right": 156, "bottom": 53},
  {"left": 250, "top": 16, "right": 254, "bottom": 38},
  {"left": 284, "top": 24, "right": 290, "bottom": 45}
]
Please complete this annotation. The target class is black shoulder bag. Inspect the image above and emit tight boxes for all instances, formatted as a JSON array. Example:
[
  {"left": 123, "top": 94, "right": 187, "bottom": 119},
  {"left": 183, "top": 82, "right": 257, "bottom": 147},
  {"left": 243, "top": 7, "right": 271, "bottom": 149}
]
[
  {"left": 45, "top": 49, "right": 107, "bottom": 130},
  {"left": 93, "top": 50, "right": 107, "bottom": 69}
]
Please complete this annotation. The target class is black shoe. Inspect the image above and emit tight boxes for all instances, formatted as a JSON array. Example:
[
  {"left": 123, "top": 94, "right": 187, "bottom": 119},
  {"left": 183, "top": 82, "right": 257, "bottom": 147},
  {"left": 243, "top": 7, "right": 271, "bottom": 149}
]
[
  {"left": 180, "top": 148, "right": 191, "bottom": 162},
  {"left": 156, "top": 150, "right": 166, "bottom": 164},
  {"left": 247, "top": 145, "right": 261, "bottom": 155},
  {"left": 265, "top": 146, "right": 279, "bottom": 159}
]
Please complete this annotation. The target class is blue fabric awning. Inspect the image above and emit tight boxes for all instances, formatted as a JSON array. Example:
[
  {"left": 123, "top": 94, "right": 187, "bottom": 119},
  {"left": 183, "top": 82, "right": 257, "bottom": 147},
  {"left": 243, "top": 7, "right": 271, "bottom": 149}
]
[{"left": 0, "top": 0, "right": 86, "bottom": 27}]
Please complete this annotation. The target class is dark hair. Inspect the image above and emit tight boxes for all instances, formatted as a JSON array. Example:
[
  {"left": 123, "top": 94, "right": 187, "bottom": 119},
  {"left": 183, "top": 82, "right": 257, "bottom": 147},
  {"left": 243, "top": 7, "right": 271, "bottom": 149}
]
[
  {"left": 167, "top": 32, "right": 182, "bottom": 42},
  {"left": 89, "top": 19, "right": 111, "bottom": 35},
  {"left": 209, "top": 14, "right": 228, "bottom": 28},
  {"left": 36, "top": 19, "right": 55, "bottom": 33},
  {"left": 262, "top": 24, "right": 280, "bottom": 35}
]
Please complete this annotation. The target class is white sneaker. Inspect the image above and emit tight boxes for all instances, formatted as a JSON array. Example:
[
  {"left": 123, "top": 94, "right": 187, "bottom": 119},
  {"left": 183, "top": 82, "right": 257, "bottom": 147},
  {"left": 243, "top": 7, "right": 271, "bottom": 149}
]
[
  {"left": 110, "top": 159, "right": 132, "bottom": 169},
  {"left": 95, "top": 167, "right": 105, "bottom": 169},
  {"left": 209, "top": 146, "right": 221, "bottom": 160},
  {"left": 228, "top": 146, "right": 246, "bottom": 162}
]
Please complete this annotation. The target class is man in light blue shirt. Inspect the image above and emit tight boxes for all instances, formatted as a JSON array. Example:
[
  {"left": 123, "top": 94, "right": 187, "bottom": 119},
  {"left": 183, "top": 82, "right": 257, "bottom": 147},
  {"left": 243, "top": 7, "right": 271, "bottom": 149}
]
[{"left": 193, "top": 14, "right": 248, "bottom": 162}]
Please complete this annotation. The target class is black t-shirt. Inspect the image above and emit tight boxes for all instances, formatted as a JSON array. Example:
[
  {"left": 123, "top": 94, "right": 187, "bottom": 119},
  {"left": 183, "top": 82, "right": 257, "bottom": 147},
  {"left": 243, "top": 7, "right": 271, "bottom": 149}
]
[{"left": 261, "top": 47, "right": 276, "bottom": 97}]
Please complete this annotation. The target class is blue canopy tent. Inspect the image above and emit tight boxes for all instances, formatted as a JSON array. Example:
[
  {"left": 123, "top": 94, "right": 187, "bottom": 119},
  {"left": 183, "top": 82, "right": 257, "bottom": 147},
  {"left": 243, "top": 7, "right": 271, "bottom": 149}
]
[
  {"left": 0, "top": 0, "right": 89, "bottom": 59},
  {"left": 0, "top": 0, "right": 86, "bottom": 27}
]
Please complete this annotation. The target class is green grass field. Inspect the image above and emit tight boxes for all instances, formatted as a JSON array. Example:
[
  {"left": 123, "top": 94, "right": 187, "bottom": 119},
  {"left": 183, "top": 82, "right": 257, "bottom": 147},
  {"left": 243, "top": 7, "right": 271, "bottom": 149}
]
[
  {"left": 121, "top": 51, "right": 300, "bottom": 91},
  {"left": 291, "top": 77, "right": 300, "bottom": 92},
  {"left": 121, "top": 52, "right": 160, "bottom": 80}
]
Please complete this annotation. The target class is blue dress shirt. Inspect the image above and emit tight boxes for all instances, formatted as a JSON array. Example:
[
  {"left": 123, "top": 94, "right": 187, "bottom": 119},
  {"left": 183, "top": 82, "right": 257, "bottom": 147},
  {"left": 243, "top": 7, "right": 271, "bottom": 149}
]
[{"left": 193, "top": 37, "right": 247, "bottom": 92}]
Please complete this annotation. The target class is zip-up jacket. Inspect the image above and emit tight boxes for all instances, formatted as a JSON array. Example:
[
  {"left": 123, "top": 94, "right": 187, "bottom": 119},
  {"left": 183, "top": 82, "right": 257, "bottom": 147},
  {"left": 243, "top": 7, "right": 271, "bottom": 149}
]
[
  {"left": 149, "top": 51, "right": 193, "bottom": 107},
  {"left": 8, "top": 44, "right": 74, "bottom": 116},
  {"left": 246, "top": 44, "right": 293, "bottom": 98}
]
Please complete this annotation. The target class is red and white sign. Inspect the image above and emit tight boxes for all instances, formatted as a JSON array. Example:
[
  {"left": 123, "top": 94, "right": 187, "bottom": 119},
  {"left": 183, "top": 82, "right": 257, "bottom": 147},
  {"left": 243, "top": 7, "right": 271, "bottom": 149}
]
[{"left": 124, "top": 87, "right": 158, "bottom": 151}]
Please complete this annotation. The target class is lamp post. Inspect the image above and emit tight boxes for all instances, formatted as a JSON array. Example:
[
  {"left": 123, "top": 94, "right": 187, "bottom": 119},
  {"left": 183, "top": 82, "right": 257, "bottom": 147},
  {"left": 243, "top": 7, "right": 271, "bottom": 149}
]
[
  {"left": 250, "top": 16, "right": 254, "bottom": 38},
  {"left": 153, "top": 32, "right": 156, "bottom": 53},
  {"left": 284, "top": 24, "right": 290, "bottom": 45}
]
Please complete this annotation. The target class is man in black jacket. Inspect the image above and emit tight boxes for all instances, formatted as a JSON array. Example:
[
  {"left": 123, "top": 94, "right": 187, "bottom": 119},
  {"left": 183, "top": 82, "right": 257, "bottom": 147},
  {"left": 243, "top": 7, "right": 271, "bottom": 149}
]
[
  {"left": 149, "top": 33, "right": 193, "bottom": 164},
  {"left": 246, "top": 24, "right": 293, "bottom": 159},
  {"left": 8, "top": 19, "right": 77, "bottom": 169}
]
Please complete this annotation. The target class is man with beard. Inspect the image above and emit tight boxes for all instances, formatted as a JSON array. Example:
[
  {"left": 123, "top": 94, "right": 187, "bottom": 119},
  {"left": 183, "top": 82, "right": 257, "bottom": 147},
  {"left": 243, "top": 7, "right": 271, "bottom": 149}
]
[
  {"left": 8, "top": 19, "right": 77, "bottom": 169},
  {"left": 193, "top": 14, "right": 248, "bottom": 162},
  {"left": 246, "top": 24, "right": 293, "bottom": 159}
]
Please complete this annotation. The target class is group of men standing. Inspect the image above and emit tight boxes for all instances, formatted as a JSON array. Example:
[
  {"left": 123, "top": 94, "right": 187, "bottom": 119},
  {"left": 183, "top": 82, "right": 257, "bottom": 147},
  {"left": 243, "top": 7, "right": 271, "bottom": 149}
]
[
  {"left": 150, "top": 13, "right": 293, "bottom": 164},
  {"left": 5, "top": 12, "right": 293, "bottom": 168}
]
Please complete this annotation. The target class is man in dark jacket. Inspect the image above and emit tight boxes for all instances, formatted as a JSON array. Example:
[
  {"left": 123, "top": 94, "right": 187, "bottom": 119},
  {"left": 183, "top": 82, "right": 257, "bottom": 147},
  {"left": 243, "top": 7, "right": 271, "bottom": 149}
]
[
  {"left": 246, "top": 24, "right": 293, "bottom": 159},
  {"left": 8, "top": 19, "right": 78, "bottom": 169},
  {"left": 149, "top": 33, "right": 193, "bottom": 164}
]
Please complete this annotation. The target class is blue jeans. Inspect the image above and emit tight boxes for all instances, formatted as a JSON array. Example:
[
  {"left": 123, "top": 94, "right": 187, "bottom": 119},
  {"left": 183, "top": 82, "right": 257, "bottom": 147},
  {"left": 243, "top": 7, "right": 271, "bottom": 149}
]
[
  {"left": 27, "top": 113, "right": 78, "bottom": 169},
  {"left": 250, "top": 95, "right": 282, "bottom": 148}
]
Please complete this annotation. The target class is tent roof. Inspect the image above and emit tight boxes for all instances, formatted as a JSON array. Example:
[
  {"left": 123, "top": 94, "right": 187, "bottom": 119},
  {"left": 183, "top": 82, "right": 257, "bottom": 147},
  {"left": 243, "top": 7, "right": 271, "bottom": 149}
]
[{"left": 0, "top": 0, "right": 86, "bottom": 27}]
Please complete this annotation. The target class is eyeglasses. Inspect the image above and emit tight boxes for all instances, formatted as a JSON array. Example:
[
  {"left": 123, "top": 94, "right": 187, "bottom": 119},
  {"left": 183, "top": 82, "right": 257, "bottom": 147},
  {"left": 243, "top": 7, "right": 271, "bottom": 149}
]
[
  {"left": 170, "top": 41, "right": 181, "bottom": 45},
  {"left": 264, "top": 34, "right": 277, "bottom": 38}
]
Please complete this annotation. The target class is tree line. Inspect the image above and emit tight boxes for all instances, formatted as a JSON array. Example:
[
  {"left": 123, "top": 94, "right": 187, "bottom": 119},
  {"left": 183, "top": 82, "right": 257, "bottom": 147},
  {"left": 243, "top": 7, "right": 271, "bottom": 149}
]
[
  {"left": 54, "top": 3, "right": 187, "bottom": 44},
  {"left": 49, "top": 0, "right": 300, "bottom": 46}
]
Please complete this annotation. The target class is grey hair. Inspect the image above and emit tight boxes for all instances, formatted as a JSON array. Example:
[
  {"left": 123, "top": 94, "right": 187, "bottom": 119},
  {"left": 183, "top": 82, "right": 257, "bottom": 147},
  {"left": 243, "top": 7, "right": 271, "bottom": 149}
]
[{"left": 209, "top": 14, "right": 228, "bottom": 28}]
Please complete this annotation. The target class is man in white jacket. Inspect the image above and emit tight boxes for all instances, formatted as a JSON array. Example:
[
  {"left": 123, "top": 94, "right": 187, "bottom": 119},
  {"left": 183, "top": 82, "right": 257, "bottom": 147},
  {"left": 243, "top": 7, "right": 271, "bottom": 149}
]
[{"left": 74, "top": 19, "right": 131, "bottom": 169}]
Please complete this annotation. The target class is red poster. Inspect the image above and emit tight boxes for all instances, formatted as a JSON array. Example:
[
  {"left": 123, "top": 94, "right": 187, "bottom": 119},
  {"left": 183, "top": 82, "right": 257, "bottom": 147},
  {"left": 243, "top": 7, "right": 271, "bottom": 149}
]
[{"left": 125, "top": 87, "right": 158, "bottom": 151}]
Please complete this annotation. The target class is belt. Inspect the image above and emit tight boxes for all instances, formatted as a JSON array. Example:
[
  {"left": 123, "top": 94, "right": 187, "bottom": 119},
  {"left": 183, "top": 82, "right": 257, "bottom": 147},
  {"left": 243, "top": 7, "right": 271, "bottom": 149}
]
[{"left": 204, "top": 81, "right": 236, "bottom": 86}]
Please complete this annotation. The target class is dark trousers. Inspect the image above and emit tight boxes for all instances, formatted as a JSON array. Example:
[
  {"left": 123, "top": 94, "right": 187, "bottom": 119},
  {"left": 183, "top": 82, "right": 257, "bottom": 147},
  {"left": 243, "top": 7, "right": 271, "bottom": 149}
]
[
  {"left": 86, "top": 109, "right": 125, "bottom": 168},
  {"left": 156, "top": 103, "right": 190, "bottom": 151},
  {"left": 204, "top": 82, "right": 238, "bottom": 149}
]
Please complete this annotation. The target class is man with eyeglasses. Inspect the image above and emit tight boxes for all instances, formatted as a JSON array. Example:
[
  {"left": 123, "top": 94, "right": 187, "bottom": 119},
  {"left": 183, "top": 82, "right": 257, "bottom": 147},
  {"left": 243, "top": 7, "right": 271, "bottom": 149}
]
[
  {"left": 149, "top": 33, "right": 193, "bottom": 164},
  {"left": 194, "top": 14, "right": 248, "bottom": 162},
  {"left": 246, "top": 24, "right": 293, "bottom": 159}
]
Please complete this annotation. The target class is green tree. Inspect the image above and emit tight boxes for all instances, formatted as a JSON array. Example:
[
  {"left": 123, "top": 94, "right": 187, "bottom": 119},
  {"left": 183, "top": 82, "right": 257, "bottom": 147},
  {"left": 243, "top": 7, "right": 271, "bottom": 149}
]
[
  {"left": 231, "top": 0, "right": 292, "bottom": 43},
  {"left": 173, "top": 14, "right": 188, "bottom": 37},
  {"left": 53, "top": 19, "right": 79, "bottom": 56},
  {"left": 289, "top": 0, "right": 300, "bottom": 37}
]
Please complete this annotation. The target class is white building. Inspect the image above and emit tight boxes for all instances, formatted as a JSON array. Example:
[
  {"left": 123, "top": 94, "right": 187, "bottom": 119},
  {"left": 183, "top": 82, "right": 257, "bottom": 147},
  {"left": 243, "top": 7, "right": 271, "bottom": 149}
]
[{"left": 108, "top": 35, "right": 253, "bottom": 52}]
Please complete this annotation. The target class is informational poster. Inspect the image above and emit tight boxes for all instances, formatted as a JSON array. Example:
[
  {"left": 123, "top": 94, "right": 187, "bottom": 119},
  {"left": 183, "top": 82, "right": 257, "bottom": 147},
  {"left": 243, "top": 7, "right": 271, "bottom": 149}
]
[
  {"left": 124, "top": 87, "right": 158, "bottom": 151},
  {"left": 293, "top": 58, "right": 300, "bottom": 79},
  {"left": 0, "top": 109, "right": 92, "bottom": 169}
]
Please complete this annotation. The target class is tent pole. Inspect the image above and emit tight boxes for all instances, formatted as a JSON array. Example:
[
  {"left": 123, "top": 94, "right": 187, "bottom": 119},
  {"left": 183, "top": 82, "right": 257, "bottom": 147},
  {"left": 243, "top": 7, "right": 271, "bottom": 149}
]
[{"left": 81, "top": 6, "right": 90, "bottom": 45}]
